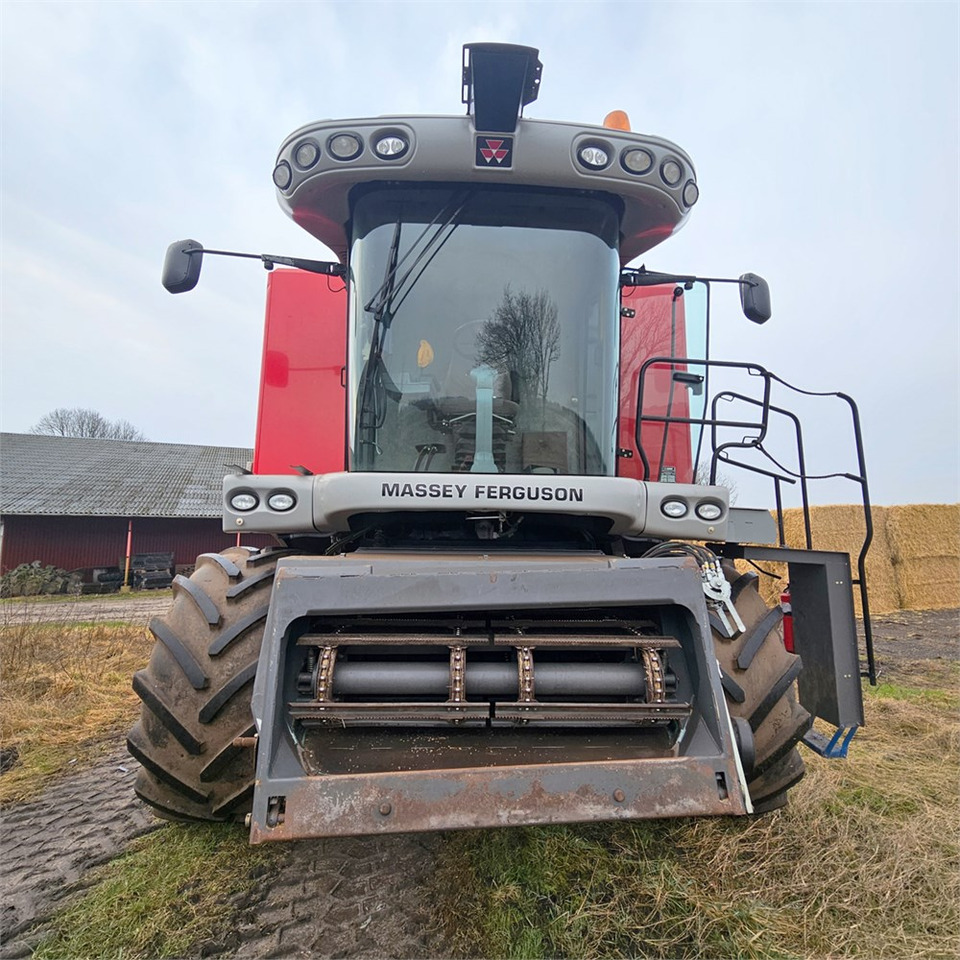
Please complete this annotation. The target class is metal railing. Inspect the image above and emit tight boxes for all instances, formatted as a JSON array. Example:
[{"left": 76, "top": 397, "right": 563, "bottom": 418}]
[{"left": 635, "top": 357, "right": 876, "bottom": 683}]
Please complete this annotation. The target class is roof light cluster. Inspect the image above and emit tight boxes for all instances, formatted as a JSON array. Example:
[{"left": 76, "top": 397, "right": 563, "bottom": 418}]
[
  {"left": 273, "top": 128, "right": 412, "bottom": 193},
  {"left": 574, "top": 137, "right": 698, "bottom": 209}
]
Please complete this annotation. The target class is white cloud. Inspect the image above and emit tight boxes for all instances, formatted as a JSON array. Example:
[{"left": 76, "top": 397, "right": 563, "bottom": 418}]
[{"left": 1, "top": 0, "right": 957, "bottom": 504}]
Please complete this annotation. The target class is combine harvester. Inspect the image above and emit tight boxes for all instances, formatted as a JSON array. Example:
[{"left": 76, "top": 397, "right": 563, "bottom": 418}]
[{"left": 130, "top": 43, "right": 875, "bottom": 841}]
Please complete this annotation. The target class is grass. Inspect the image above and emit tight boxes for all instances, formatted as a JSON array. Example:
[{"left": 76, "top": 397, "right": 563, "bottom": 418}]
[
  {"left": 432, "top": 661, "right": 960, "bottom": 959},
  {"left": 0, "top": 613, "right": 153, "bottom": 803},
  {"left": 4, "top": 613, "right": 956, "bottom": 959},
  {"left": 32, "top": 823, "right": 279, "bottom": 959}
]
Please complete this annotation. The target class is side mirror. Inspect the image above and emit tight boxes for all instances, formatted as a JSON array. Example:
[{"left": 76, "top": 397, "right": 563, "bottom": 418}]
[
  {"left": 739, "top": 272, "right": 771, "bottom": 324},
  {"left": 162, "top": 239, "right": 203, "bottom": 293}
]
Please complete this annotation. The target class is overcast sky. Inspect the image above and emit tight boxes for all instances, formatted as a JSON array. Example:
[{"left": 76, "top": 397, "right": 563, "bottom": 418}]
[{"left": 1, "top": 0, "right": 957, "bottom": 508}]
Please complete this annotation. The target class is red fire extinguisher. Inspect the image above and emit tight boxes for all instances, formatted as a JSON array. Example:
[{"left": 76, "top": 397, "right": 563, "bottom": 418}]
[{"left": 780, "top": 588, "right": 794, "bottom": 653}]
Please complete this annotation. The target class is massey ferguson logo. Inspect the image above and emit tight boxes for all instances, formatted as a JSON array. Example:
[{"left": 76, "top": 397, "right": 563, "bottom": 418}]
[{"left": 476, "top": 136, "right": 513, "bottom": 167}]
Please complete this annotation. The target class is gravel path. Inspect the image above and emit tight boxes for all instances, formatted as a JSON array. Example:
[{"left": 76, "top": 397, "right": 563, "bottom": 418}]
[
  {"left": 220, "top": 833, "right": 443, "bottom": 958},
  {"left": 0, "top": 745, "right": 160, "bottom": 958},
  {"left": 0, "top": 596, "right": 170, "bottom": 625},
  {"left": 0, "top": 742, "right": 444, "bottom": 959}
]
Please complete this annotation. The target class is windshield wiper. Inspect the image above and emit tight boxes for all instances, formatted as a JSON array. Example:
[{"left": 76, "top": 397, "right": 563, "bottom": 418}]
[
  {"left": 363, "top": 191, "right": 471, "bottom": 320},
  {"left": 355, "top": 192, "right": 471, "bottom": 467}
]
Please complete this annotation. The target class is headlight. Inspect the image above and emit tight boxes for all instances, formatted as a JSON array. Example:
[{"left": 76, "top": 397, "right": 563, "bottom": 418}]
[
  {"left": 695, "top": 501, "right": 723, "bottom": 522},
  {"left": 272, "top": 161, "right": 292, "bottom": 190},
  {"left": 328, "top": 133, "right": 362, "bottom": 160},
  {"left": 230, "top": 492, "right": 258, "bottom": 512},
  {"left": 621, "top": 147, "right": 654, "bottom": 174},
  {"left": 267, "top": 491, "right": 296, "bottom": 512},
  {"left": 682, "top": 180, "right": 699, "bottom": 207},
  {"left": 660, "top": 158, "right": 683, "bottom": 187},
  {"left": 577, "top": 143, "right": 610, "bottom": 170},
  {"left": 661, "top": 499, "right": 688, "bottom": 519},
  {"left": 293, "top": 140, "right": 320, "bottom": 169},
  {"left": 374, "top": 134, "right": 409, "bottom": 159}
]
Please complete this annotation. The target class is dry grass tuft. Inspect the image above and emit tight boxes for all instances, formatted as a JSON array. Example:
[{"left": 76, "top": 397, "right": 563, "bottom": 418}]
[
  {"left": 0, "top": 611, "right": 152, "bottom": 803},
  {"left": 434, "top": 668, "right": 960, "bottom": 959}
]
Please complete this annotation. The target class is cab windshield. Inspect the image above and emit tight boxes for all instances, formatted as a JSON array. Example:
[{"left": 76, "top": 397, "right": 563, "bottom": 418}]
[{"left": 348, "top": 187, "right": 620, "bottom": 476}]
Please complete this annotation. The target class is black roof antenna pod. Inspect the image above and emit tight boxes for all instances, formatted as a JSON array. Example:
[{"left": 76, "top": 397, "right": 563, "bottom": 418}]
[{"left": 462, "top": 42, "right": 542, "bottom": 134}]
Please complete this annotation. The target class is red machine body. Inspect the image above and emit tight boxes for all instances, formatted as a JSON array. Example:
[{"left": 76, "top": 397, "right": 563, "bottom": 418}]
[
  {"left": 253, "top": 271, "right": 693, "bottom": 484},
  {"left": 618, "top": 285, "right": 694, "bottom": 484},
  {"left": 252, "top": 270, "right": 347, "bottom": 476}
]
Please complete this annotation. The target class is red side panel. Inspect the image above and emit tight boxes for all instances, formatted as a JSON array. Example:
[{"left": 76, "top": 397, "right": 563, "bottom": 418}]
[
  {"left": 253, "top": 269, "right": 348, "bottom": 475},
  {"left": 617, "top": 285, "right": 694, "bottom": 483}
]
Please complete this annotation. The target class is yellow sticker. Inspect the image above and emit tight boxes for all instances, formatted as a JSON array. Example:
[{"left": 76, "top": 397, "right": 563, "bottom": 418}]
[{"left": 417, "top": 339, "right": 435, "bottom": 368}]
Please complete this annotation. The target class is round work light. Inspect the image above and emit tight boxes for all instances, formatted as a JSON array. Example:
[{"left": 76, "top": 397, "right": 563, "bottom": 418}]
[
  {"left": 695, "top": 501, "right": 723, "bottom": 522},
  {"left": 577, "top": 143, "right": 610, "bottom": 170},
  {"left": 267, "top": 492, "right": 297, "bottom": 512},
  {"left": 660, "top": 158, "right": 683, "bottom": 187},
  {"left": 328, "top": 133, "right": 362, "bottom": 160},
  {"left": 374, "top": 134, "right": 409, "bottom": 159},
  {"left": 293, "top": 140, "right": 320, "bottom": 169},
  {"left": 621, "top": 147, "right": 654, "bottom": 174},
  {"left": 272, "top": 161, "right": 292, "bottom": 190},
  {"left": 230, "top": 492, "right": 258, "bottom": 512}
]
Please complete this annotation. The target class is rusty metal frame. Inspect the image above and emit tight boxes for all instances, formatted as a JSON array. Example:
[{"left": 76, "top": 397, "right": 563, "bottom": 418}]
[{"left": 248, "top": 553, "right": 749, "bottom": 841}]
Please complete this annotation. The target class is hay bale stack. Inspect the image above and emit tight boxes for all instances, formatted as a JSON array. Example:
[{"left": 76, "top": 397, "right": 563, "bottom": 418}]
[
  {"left": 750, "top": 505, "right": 900, "bottom": 616},
  {"left": 885, "top": 504, "right": 960, "bottom": 610}
]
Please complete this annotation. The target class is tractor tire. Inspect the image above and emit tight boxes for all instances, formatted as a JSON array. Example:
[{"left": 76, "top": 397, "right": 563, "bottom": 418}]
[
  {"left": 713, "top": 564, "right": 813, "bottom": 812},
  {"left": 126, "top": 546, "right": 287, "bottom": 822}
]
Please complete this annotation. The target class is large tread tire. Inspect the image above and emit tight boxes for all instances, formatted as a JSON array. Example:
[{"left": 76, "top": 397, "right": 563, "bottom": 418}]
[
  {"left": 127, "top": 546, "right": 286, "bottom": 822},
  {"left": 714, "top": 565, "right": 812, "bottom": 812}
]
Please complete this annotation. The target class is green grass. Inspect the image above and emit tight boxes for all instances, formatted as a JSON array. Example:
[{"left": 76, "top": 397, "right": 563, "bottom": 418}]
[
  {"left": 866, "top": 680, "right": 959, "bottom": 707},
  {"left": 33, "top": 824, "right": 279, "bottom": 959},
  {"left": 432, "top": 675, "right": 960, "bottom": 959}
]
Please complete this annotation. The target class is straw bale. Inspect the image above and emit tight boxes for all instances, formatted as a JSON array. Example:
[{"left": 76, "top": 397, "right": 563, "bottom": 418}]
[
  {"left": 885, "top": 504, "right": 960, "bottom": 609},
  {"left": 750, "top": 505, "right": 900, "bottom": 616}
]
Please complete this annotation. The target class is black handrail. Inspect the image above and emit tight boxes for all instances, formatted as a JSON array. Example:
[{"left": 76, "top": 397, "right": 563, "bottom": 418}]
[{"left": 635, "top": 357, "right": 876, "bottom": 684}]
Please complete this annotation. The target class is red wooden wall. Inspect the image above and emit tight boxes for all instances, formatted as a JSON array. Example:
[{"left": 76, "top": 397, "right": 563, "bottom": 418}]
[{"left": 0, "top": 515, "right": 277, "bottom": 575}]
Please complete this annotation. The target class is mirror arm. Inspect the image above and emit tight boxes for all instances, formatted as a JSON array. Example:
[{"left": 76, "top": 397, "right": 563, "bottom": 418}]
[
  {"left": 199, "top": 247, "right": 345, "bottom": 277},
  {"left": 621, "top": 266, "right": 756, "bottom": 289}
]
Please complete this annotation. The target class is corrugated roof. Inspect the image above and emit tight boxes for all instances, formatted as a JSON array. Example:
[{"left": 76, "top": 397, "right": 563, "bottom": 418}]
[{"left": 0, "top": 433, "right": 253, "bottom": 518}]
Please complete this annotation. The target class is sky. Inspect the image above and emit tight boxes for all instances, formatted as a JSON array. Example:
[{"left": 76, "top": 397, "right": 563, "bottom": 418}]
[{"left": 1, "top": 0, "right": 957, "bottom": 508}]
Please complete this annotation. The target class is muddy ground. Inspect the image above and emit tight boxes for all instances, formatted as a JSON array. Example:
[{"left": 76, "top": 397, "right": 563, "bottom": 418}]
[{"left": 1, "top": 607, "right": 956, "bottom": 959}]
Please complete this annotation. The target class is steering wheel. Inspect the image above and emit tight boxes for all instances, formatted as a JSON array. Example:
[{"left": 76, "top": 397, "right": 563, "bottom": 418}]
[{"left": 452, "top": 320, "right": 485, "bottom": 360}]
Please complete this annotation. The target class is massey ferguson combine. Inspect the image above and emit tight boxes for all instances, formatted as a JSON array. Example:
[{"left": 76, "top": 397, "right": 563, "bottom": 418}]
[{"left": 129, "top": 44, "right": 874, "bottom": 841}]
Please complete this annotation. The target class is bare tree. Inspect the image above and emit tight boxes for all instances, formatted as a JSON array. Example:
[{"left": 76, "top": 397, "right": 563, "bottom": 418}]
[
  {"left": 476, "top": 287, "right": 561, "bottom": 402},
  {"left": 29, "top": 407, "right": 147, "bottom": 441}
]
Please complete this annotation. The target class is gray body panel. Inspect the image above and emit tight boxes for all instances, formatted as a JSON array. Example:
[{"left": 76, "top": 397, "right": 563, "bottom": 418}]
[
  {"left": 720, "top": 544, "right": 864, "bottom": 728},
  {"left": 275, "top": 115, "right": 696, "bottom": 264},
  {"left": 249, "top": 552, "right": 748, "bottom": 841},
  {"left": 223, "top": 471, "right": 731, "bottom": 540}
]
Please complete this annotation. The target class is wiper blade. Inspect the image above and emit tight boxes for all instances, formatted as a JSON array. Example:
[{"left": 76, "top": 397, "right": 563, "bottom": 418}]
[{"left": 363, "top": 191, "right": 471, "bottom": 319}]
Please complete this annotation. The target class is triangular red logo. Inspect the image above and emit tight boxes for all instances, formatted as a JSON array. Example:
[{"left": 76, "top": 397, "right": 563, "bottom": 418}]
[{"left": 479, "top": 138, "right": 509, "bottom": 164}]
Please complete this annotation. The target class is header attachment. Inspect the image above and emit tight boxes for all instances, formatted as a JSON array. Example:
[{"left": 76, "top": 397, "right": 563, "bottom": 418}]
[{"left": 462, "top": 42, "right": 542, "bottom": 133}]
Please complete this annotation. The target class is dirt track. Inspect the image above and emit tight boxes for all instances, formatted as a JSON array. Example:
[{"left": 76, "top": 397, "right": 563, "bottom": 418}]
[
  {"left": 0, "top": 596, "right": 170, "bottom": 626},
  {"left": 0, "top": 744, "right": 444, "bottom": 959},
  {"left": 1, "top": 608, "right": 956, "bottom": 958}
]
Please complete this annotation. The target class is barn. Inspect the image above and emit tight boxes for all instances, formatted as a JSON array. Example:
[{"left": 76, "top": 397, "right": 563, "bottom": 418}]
[{"left": 0, "top": 433, "right": 277, "bottom": 581}]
